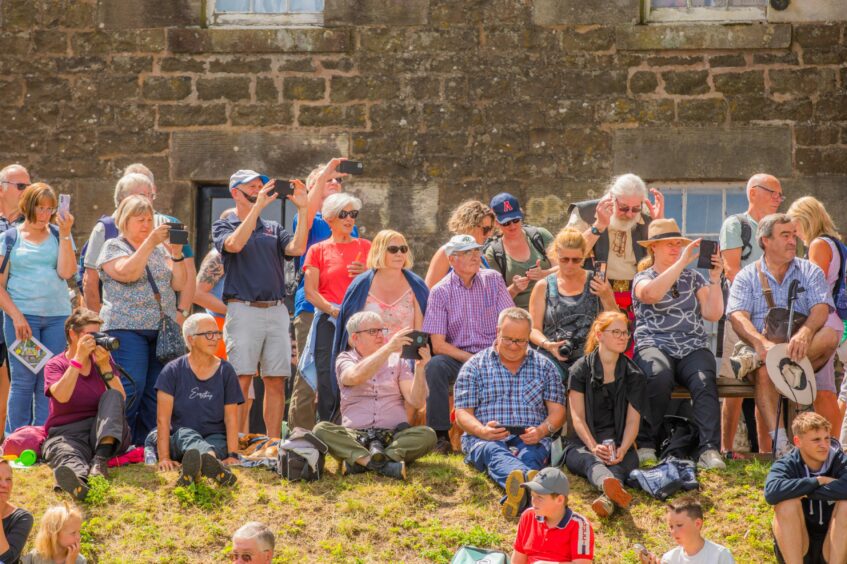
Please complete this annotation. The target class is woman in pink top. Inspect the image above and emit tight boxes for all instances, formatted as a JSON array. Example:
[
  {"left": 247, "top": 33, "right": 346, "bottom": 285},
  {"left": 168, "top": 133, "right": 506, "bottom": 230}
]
[
  {"left": 787, "top": 196, "right": 842, "bottom": 433},
  {"left": 303, "top": 193, "right": 370, "bottom": 421}
]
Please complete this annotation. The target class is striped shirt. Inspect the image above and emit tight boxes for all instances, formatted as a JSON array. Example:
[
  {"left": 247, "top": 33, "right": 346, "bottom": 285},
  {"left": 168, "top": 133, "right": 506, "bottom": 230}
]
[
  {"left": 421, "top": 268, "right": 514, "bottom": 353},
  {"left": 727, "top": 257, "right": 833, "bottom": 332},
  {"left": 454, "top": 347, "right": 565, "bottom": 452},
  {"left": 513, "top": 507, "right": 595, "bottom": 562}
]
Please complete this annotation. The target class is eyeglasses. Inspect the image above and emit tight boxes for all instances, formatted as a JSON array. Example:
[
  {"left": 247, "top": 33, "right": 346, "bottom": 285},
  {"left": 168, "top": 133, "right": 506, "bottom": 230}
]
[
  {"left": 480, "top": 225, "right": 493, "bottom": 235},
  {"left": 193, "top": 331, "right": 223, "bottom": 341},
  {"left": 671, "top": 283, "right": 680, "bottom": 299},
  {"left": 753, "top": 184, "right": 786, "bottom": 202},
  {"left": 0, "top": 181, "right": 28, "bottom": 191},
  {"left": 500, "top": 336, "right": 529, "bottom": 346},
  {"left": 386, "top": 245, "right": 408, "bottom": 254},
  {"left": 138, "top": 192, "right": 157, "bottom": 201},
  {"left": 603, "top": 329, "right": 631, "bottom": 339},
  {"left": 35, "top": 206, "right": 57, "bottom": 215},
  {"left": 355, "top": 327, "right": 389, "bottom": 337},
  {"left": 558, "top": 256, "right": 582, "bottom": 264},
  {"left": 228, "top": 553, "right": 255, "bottom": 562},
  {"left": 498, "top": 218, "right": 521, "bottom": 227},
  {"left": 616, "top": 203, "right": 642, "bottom": 214},
  {"left": 337, "top": 210, "right": 359, "bottom": 220}
]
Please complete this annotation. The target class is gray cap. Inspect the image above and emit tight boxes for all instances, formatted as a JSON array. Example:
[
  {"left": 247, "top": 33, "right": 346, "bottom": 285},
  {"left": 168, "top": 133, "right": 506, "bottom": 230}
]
[
  {"left": 229, "top": 169, "right": 269, "bottom": 190},
  {"left": 521, "top": 467, "right": 569, "bottom": 496},
  {"left": 444, "top": 234, "right": 482, "bottom": 256}
]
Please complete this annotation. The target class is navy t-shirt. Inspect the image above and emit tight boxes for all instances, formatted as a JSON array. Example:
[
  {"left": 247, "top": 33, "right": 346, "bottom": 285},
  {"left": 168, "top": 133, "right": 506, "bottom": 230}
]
[
  {"left": 155, "top": 356, "right": 244, "bottom": 437},
  {"left": 212, "top": 216, "right": 293, "bottom": 301}
]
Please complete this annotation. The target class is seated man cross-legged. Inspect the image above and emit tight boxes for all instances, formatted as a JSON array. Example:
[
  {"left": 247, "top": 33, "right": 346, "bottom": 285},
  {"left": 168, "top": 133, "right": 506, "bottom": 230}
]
[
  {"left": 454, "top": 307, "right": 566, "bottom": 520},
  {"left": 313, "top": 311, "right": 436, "bottom": 480}
]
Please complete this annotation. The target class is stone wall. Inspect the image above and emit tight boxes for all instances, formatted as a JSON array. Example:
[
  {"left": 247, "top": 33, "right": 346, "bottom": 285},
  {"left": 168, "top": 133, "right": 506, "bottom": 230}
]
[{"left": 1, "top": 0, "right": 845, "bottom": 267}]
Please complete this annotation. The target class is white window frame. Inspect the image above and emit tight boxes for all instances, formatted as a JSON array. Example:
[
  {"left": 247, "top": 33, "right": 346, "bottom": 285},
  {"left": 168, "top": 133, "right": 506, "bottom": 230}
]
[
  {"left": 206, "top": 0, "right": 324, "bottom": 27},
  {"left": 644, "top": 0, "right": 766, "bottom": 23}
]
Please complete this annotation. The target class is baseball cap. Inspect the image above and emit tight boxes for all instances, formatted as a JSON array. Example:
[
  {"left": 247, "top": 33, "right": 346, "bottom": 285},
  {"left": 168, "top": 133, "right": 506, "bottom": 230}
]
[
  {"left": 229, "top": 169, "right": 269, "bottom": 190},
  {"left": 490, "top": 192, "right": 523, "bottom": 224},
  {"left": 521, "top": 467, "right": 569, "bottom": 496},
  {"left": 444, "top": 234, "right": 482, "bottom": 256}
]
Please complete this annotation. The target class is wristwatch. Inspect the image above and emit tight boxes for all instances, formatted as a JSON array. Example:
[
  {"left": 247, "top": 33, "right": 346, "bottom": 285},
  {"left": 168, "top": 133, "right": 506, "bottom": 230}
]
[
  {"left": 228, "top": 452, "right": 239, "bottom": 460},
  {"left": 172, "top": 255, "right": 186, "bottom": 262},
  {"left": 101, "top": 371, "right": 114, "bottom": 382},
  {"left": 590, "top": 225, "right": 603, "bottom": 236}
]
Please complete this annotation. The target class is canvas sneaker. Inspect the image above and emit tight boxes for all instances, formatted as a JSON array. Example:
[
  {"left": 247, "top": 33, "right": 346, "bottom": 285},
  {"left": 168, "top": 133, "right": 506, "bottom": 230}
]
[
  {"left": 501, "top": 469, "right": 527, "bottom": 521},
  {"left": 591, "top": 494, "right": 615, "bottom": 518},
  {"left": 697, "top": 449, "right": 727, "bottom": 470},
  {"left": 730, "top": 342, "right": 759, "bottom": 380}
]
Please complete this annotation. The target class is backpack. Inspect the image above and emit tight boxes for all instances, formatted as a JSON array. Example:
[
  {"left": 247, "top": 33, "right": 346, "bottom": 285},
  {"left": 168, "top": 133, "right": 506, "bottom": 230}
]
[
  {"left": 450, "top": 546, "right": 509, "bottom": 564},
  {"left": 276, "top": 430, "right": 328, "bottom": 482},
  {"left": 733, "top": 213, "right": 753, "bottom": 262},
  {"left": 821, "top": 235, "right": 847, "bottom": 320},
  {"left": 77, "top": 216, "right": 119, "bottom": 295},
  {"left": 483, "top": 226, "right": 549, "bottom": 282},
  {"left": 0, "top": 225, "right": 60, "bottom": 275}
]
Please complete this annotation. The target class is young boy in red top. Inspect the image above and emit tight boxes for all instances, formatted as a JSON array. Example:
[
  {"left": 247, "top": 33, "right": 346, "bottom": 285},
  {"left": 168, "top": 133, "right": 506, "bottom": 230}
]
[{"left": 512, "top": 467, "right": 594, "bottom": 563}]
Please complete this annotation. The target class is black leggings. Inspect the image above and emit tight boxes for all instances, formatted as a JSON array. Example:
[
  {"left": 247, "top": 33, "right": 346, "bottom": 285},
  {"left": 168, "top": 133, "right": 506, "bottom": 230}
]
[{"left": 564, "top": 445, "right": 638, "bottom": 491}]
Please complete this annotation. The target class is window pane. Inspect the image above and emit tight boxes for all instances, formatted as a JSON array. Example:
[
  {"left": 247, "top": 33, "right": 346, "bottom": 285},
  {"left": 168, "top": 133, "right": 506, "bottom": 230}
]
[
  {"left": 663, "top": 192, "right": 683, "bottom": 228},
  {"left": 216, "top": 0, "right": 251, "bottom": 11},
  {"left": 254, "top": 0, "right": 285, "bottom": 12},
  {"left": 685, "top": 191, "right": 723, "bottom": 235},
  {"left": 726, "top": 191, "right": 747, "bottom": 217},
  {"left": 290, "top": 0, "right": 323, "bottom": 11}
]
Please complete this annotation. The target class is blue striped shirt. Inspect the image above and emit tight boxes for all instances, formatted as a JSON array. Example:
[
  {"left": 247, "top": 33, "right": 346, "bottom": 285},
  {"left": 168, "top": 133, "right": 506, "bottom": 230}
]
[
  {"left": 454, "top": 347, "right": 565, "bottom": 452},
  {"left": 727, "top": 258, "right": 833, "bottom": 332}
]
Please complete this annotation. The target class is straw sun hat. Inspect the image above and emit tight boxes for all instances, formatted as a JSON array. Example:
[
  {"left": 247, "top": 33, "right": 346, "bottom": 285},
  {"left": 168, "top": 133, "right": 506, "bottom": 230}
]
[{"left": 636, "top": 218, "right": 693, "bottom": 248}]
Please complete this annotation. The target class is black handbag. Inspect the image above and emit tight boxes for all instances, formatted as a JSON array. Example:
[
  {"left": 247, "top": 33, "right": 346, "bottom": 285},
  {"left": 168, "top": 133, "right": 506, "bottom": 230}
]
[{"left": 757, "top": 261, "right": 807, "bottom": 344}]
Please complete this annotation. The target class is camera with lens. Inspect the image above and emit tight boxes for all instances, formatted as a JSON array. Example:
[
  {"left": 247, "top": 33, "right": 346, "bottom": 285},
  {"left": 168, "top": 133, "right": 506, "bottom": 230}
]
[
  {"left": 557, "top": 330, "right": 575, "bottom": 359},
  {"left": 356, "top": 428, "right": 393, "bottom": 463},
  {"left": 91, "top": 332, "right": 120, "bottom": 351}
]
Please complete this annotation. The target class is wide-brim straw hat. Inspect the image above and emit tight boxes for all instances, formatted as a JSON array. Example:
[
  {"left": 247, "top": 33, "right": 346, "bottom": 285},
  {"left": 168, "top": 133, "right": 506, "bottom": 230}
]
[{"left": 636, "top": 218, "right": 694, "bottom": 248}]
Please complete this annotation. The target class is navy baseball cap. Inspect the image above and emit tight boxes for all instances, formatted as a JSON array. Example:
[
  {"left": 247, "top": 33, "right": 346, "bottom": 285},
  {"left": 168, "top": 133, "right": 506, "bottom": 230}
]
[
  {"left": 490, "top": 192, "right": 523, "bottom": 224},
  {"left": 229, "top": 169, "right": 269, "bottom": 190}
]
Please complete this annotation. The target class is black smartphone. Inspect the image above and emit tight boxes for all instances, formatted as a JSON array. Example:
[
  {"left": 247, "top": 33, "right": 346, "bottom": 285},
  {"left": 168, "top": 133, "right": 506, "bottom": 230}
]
[
  {"left": 594, "top": 260, "right": 607, "bottom": 281},
  {"left": 273, "top": 179, "right": 295, "bottom": 199},
  {"left": 401, "top": 330, "right": 430, "bottom": 360},
  {"left": 499, "top": 426, "right": 527, "bottom": 436},
  {"left": 338, "top": 160, "right": 364, "bottom": 175},
  {"left": 165, "top": 222, "right": 189, "bottom": 245},
  {"left": 697, "top": 240, "right": 719, "bottom": 269}
]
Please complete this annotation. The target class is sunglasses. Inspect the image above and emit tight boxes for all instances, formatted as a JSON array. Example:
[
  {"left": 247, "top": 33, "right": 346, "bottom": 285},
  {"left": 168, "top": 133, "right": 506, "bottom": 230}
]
[
  {"left": 355, "top": 327, "right": 389, "bottom": 337},
  {"left": 229, "top": 553, "right": 256, "bottom": 562},
  {"left": 0, "top": 181, "right": 28, "bottom": 191},
  {"left": 193, "top": 331, "right": 223, "bottom": 341},
  {"left": 558, "top": 256, "right": 582, "bottom": 264},
  {"left": 337, "top": 210, "right": 359, "bottom": 220},
  {"left": 498, "top": 218, "right": 521, "bottom": 227},
  {"left": 616, "top": 203, "right": 642, "bottom": 214},
  {"left": 671, "top": 283, "right": 680, "bottom": 299},
  {"left": 386, "top": 245, "right": 408, "bottom": 254}
]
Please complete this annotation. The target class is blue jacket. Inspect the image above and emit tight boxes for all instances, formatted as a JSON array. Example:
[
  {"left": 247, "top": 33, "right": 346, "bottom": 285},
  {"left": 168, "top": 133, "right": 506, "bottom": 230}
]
[{"left": 331, "top": 269, "right": 429, "bottom": 380}]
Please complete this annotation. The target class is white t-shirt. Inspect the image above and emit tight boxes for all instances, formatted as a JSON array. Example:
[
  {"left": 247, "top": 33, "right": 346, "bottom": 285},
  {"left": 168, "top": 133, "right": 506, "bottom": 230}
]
[{"left": 661, "top": 540, "right": 734, "bottom": 564}]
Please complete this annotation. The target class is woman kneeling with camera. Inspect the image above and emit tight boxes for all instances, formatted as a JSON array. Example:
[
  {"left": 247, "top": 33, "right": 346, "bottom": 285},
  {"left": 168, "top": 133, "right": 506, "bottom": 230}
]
[{"left": 42, "top": 309, "right": 129, "bottom": 501}]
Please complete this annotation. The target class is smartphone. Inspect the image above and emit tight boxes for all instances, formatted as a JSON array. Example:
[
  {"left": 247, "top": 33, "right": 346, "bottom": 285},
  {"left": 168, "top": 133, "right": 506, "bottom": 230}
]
[
  {"left": 273, "top": 179, "right": 295, "bottom": 199},
  {"left": 338, "top": 160, "right": 364, "bottom": 175},
  {"left": 594, "top": 260, "right": 607, "bottom": 282},
  {"left": 697, "top": 240, "right": 719, "bottom": 269},
  {"left": 165, "top": 222, "right": 189, "bottom": 245},
  {"left": 401, "top": 330, "right": 430, "bottom": 360},
  {"left": 58, "top": 194, "right": 70, "bottom": 219},
  {"left": 634, "top": 543, "right": 650, "bottom": 557},
  {"left": 499, "top": 426, "right": 527, "bottom": 436}
]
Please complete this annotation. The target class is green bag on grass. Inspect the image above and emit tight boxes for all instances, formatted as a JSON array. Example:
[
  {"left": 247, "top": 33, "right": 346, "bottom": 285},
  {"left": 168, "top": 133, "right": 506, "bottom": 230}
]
[{"left": 450, "top": 546, "right": 509, "bottom": 564}]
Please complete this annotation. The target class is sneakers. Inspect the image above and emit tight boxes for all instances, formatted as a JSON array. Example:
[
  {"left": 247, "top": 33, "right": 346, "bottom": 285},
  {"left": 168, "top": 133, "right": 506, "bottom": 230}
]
[
  {"left": 697, "top": 449, "right": 727, "bottom": 470},
  {"left": 433, "top": 437, "right": 453, "bottom": 456},
  {"left": 637, "top": 448, "right": 657, "bottom": 466},
  {"left": 366, "top": 459, "right": 406, "bottom": 480},
  {"left": 89, "top": 455, "right": 109, "bottom": 479},
  {"left": 602, "top": 477, "right": 633, "bottom": 509},
  {"left": 176, "top": 448, "right": 201, "bottom": 487},
  {"left": 501, "top": 469, "right": 526, "bottom": 520},
  {"left": 774, "top": 442, "right": 795, "bottom": 460},
  {"left": 201, "top": 452, "right": 237, "bottom": 486},
  {"left": 55, "top": 465, "right": 89, "bottom": 501},
  {"left": 341, "top": 461, "right": 368, "bottom": 476},
  {"left": 591, "top": 494, "right": 615, "bottom": 518},
  {"left": 730, "top": 342, "right": 759, "bottom": 380},
  {"left": 526, "top": 469, "right": 539, "bottom": 483}
]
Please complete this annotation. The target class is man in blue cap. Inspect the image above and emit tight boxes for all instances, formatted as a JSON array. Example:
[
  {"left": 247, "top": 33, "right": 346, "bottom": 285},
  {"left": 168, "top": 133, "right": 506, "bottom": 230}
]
[{"left": 212, "top": 169, "right": 312, "bottom": 438}]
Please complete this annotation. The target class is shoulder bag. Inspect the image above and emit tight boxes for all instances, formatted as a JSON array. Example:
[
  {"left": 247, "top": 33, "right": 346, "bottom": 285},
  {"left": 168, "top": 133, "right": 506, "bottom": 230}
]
[{"left": 757, "top": 260, "right": 806, "bottom": 344}]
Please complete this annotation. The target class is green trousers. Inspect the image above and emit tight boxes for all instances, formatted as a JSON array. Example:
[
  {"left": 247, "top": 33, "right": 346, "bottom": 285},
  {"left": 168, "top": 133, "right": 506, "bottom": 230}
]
[
  {"left": 313, "top": 421, "right": 436, "bottom": 465},
  {"left": 287, "top": 312, "right": 316, "bottom": 430}
]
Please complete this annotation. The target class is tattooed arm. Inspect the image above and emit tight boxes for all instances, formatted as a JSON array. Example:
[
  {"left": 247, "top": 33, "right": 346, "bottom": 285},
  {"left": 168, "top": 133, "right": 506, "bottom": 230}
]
[{"left": 193, "top": 250, "right": 227, "bottom": 315}]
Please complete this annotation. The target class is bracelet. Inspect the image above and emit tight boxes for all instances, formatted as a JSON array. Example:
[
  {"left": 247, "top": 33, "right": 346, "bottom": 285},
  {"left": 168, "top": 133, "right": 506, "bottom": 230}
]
[
  {"left": 228, "top": 452, "right": 239, "bottom": 459},
  {"left": 171, "top": 255, "right": 185, "bottom": 262},
  {"left": 69, "top": 359, "right": 82, "bottom": 370}
]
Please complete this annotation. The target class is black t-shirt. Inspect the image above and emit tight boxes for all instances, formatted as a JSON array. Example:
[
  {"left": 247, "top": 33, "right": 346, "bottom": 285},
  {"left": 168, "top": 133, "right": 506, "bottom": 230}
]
[
  {"left": 592, "top": 382, "right": 618, "bottom": 442},
  {"left": 0, "top": 507, "right": 33, "bottom": 564}
]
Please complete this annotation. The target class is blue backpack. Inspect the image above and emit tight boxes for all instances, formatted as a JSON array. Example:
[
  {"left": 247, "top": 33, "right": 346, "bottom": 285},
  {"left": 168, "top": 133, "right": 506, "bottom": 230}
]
[
  {"left": 0, "top": 224, "right": 61, "bottom": 275},
  {"left": 822, "top": 235, "right": 847, "bottom": 320},
  {"left": 76, "top": 216, "right": 119, "bottom": 295}
]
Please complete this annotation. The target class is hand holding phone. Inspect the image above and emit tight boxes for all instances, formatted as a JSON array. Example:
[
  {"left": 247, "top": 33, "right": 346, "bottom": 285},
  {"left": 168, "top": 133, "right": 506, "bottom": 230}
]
[
  {"left": 696, "top": 240, "right": 719, "bottom": 269},
  {"left": 338, "top": 160, "right": 364, "bottom": 175},
  {"left": 58, "top": 194, "right": 70, "bottom": 219},
  {"left": 401, "top": 331, "right": 430, "bottom": 360},
  {"left": 166, "top": 222, "right": 189, "bottom": 245},
  {"left": 594, "top": 260, "right": 607, "bottom": 282},
  {"left": 273, "top": 179, "right": 295, "bottom": 199}
]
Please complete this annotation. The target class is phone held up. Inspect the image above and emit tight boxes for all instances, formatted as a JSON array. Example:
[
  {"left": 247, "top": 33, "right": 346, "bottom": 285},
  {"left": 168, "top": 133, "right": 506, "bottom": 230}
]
[
  {"left": 165, "top": 222, "right": 189, "bottom": 245},
  {"left": 338, "top": 160, "right": 364, "bottom": 175},
  {"left": 696, "top": 240, "right": 719, "bottom": 269},
  {"left": 593, "top": 260, "right": 607, "bottom": 282},
  {"left": 401, "top": 330, "right": 430, "bottom": 360},
  {"left": 58, "top": 194, "right": 70, "bottom": 219},
  {"left": 272, "top": 179, "right": 295, "bottom": 199}
]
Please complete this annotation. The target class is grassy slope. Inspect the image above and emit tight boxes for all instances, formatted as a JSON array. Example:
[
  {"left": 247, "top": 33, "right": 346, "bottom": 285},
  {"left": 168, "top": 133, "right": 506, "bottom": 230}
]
[{"left": 10, "top": 454, "right": 776, "bottom": 563}]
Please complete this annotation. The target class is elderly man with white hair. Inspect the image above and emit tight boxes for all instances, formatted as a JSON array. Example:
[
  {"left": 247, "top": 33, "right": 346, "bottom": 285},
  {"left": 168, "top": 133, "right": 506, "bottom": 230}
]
[
  {"left": 231, "top": 522, "right": 275, "bottom": 564},
  {"left": 312, "top": 311, "right": 435, "bottom": 480},
  {"left": 150, "top": 313, "right": 243, "bottom": 488},
  {"left": 567, "top": 174, "right": 665, "bottom": 319}
]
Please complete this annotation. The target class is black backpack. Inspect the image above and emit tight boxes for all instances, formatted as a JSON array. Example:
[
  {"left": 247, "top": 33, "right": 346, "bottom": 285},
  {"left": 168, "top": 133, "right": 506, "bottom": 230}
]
[
  {"left": 733, "top": 213, "right": 753, "bottom": 261},
  {"left": 276, "top": 430, "right": 328, "bottom": 482},
  {"left": 483, "top": 225, "right": 549, "bottom": 281},
  {"left": 77, "top": 215, "right": 119, "bottom": 296}
]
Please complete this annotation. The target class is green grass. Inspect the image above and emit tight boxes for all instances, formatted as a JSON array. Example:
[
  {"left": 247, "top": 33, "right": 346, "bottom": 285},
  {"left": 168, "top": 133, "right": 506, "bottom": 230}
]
[{"left": 10, "top": 455, "right": 778, "bottom": 563}]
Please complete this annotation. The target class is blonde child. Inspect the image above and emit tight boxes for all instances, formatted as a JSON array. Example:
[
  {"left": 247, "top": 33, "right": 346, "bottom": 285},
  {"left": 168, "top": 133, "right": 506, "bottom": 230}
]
[{"left": 22, "top": 503, "right": 85, "bottom": 564}]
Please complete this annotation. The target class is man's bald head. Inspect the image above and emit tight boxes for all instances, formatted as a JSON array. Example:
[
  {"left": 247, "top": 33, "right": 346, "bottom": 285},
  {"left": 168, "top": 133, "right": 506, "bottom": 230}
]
[
  {"left": 746, "top": 173, "right": 783, "bottom": 216},
  {"left": 746, "top": 173, "right": 781, "bottom": 198}
]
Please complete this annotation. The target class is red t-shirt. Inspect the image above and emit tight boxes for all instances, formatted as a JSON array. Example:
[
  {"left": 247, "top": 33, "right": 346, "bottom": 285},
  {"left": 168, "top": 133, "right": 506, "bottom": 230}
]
[
  {"left": 513, "top": 507, "right": 595, "bottom": 563},
  {"left": 43, "top": 352, "right": 111, "bottom": 432},
  {"left": 302, "top": 238, "right": 371, "bottom": 305}
]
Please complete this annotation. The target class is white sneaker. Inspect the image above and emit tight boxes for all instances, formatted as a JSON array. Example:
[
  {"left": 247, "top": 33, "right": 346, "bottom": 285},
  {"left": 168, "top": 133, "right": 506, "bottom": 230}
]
[
  {"left": 729, "top": 342, "right": 759, "bottom": 380},
  {"left": 637, "top": 448, "right": 657, "bottom": 466},
  {"left": 697, "top": 448, "right": 727, "bottom": 470},
  {"left": 775, "top": 442, "right": 795, "bottom": 460}
]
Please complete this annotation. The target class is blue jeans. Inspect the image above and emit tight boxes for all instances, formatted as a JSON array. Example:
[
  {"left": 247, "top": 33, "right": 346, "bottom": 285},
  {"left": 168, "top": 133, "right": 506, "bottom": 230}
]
[
  {"left": 465, "top": 436, "right": 549, "bottom": 489},
  {"left": 3, "top": 314, "right": 66, "bottom": 434},
  {"left": 145, "top": 428, "right": 227, "bottom": 461},
  {"left": 108, "top": 329, "right": 162, "bottom": 445}
]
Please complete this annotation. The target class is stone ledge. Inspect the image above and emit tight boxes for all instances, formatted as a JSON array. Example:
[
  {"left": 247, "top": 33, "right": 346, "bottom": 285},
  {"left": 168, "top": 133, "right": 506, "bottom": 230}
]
[
  {"left": 167, "top": 28, "right": 351, "bottom": 54},
  {"left": 532, "top": 0, "right": 639, "bottom": 26},
  {"left": 98, "top": 0, "right": 201, "bottom": 30},
  {"left": 616, "top": 23, "right": 791, "bottom": 51},
  {"left": 324, "top": 0, "right": 429, "bottom": 26},
  {"left": 613, "top": 127, "right": 793, "bottom": 179}
]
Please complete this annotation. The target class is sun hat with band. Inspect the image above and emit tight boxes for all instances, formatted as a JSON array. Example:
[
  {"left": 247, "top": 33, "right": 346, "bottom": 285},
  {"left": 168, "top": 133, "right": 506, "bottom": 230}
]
[{"left": 636, "top": 218, "right": 693, "bottom": 248}]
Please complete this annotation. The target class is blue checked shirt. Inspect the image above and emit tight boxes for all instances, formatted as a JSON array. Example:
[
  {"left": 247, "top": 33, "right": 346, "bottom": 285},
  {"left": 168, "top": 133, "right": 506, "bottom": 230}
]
[
  {"left": 454, "top": 347, "right": 565, "bottom": 452},
  {"left": 727, "top": 257, "right": 833, "bottom": 333}
]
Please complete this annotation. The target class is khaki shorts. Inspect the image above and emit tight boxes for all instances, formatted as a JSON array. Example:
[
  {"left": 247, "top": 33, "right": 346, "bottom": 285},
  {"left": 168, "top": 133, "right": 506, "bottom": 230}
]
[{"left": 224, "top": 302, "right": 292, "bottom": 377}]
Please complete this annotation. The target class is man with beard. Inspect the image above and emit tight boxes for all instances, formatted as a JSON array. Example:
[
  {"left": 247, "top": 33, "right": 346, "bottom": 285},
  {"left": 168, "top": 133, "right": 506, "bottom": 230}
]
[{"left": 566, "top": 174, "right": 664, "bottom": 325}]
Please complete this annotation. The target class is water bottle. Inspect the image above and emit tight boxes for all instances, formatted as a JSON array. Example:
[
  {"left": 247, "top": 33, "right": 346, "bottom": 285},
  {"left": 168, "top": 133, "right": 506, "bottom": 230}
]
[{"left": 143, "top": 434, "right": 157, "bottom": 465}]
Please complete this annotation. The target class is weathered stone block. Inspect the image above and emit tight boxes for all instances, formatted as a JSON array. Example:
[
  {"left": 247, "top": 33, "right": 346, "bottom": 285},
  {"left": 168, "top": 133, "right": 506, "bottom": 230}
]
[
  {"left": 98, "top": 0, "right": 200, "bottom": 30},
  {"left": 326, "top": 0, "right": 429, "bottom": 26},
  {"left": 330, "top": 76, "right": 398, "bottom": 102},
  {"left": 713, "top": 71, "right": 764, "bottom": 95},
  {"left": 559, "top": 27, "right": 616, "bottom": 52},
  {"left": 793, "top": 24, "right": 841, "bottom": 47},
  {"left": 795, "top": 124, "right": 840, "bottom": 146},
  {"left": 317, "top": 57, "right": 353, "bottom": 72},
  {"left": 677, "top": 99, "right": 727, "bottom": 123},
  {"left": 278, "top": 57, "right": 318, "bottom": 72},
  {"left": 56, "top": 56, "right": 106, "bottom": 73},
  {"left": 99, "top": 129, "right": 170, "bottom": 155},
  {"left": 614, "top": 127, "right": 793, "bottom": 179},
  {"left": 209, "top": 58, "right": 272, "bottom": 74},
  {"left": 25, "top": 77, "right": 71, "bottom": 104},
  {"left": 769, "top": 2, "right": 847, "bottom": 23},
  {"left": 796, "top": 148, "right": 847, "bottom": 175},
  {"left": 111, "top": 56, "right": 154, "bottom": 74},
  {"left": 255, "top": 78, "right": 279, "bottom": 103},
  {"left": 728, "top": 96, "right": 813, "bottom": 122},
  {"left": 802, "top": 47, "right": 846, "bottom": 65},
  {"left": 596, "top": 98, "right": 675, "bottom": 124},
  {"left": 817, "top": 95, "right": 847, "bottom": 121},
  {"left": 196, "top": 77, "right": 250, "bottom": 101},
  {"left": 770, "top": 68, "right": 836, "bottom": 96},
  {"left": 647, "top": 55, "right": 702, "bottom": 67},
  {"left": 1, "top": 0, "right": 36, "bottom": 30},
  {"left": 532, "top": 0, "right": 639, "bottom": 25},
  {"left": 629, "top": 71, "right": 658, "bottom": 94},
  {"left": 33, "top": 31, "right": 67, "bottom": 53},
  {"left": 159, "top": 57, "right": 207, "bottom": 73},
  {"left": 617, "top": 24, "right": 791, "bottom": 50},
  {"left": 753, "top": 51, "right": 798, "bottom": 65},
  {"left": 168, "top": 29, "right": 351, "bottom": 54},
  {"left": 142, "top": 76, "right": 192, "bottom": 101},
  {"left": 230, "top": 104, "right": 293, "bottom": 127},
  {"left": 709, "top": 54, "right": 746, "bottom": 68},
  {"left": 158, "top": 104, "right": 227, "bottom": 127},
  {"left": 0, "top": 33, "right": 32, "bottom": 56},
  {"left": 662, "top": 70, "right": 710, "bottom": 95},
  {"left": 297, "top": 105, "right": 366, "bottom": 128},
  {"left": 283, "top": 77, "right": 326, "bottom": 101},
  {"left": 170, "top": 131, "right": 349, "bottom": 180}
]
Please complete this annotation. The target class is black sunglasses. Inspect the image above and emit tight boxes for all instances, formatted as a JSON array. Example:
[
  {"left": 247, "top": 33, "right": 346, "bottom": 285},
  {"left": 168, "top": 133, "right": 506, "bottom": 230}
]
[
  {"left": 337, "top": 210, "right": 359, "bottom": 220},
  {"left": 671, "top": 283, "right": 680, "bottom": 299},
  {"left": 0, "top": 181, "right": 28, "bottom": 191},
  {"left": 498, "top": 218, "right": 521, "bottom": 227},
  {"left": 386, "top": 245, "right": 408, "bottom": 254}
]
